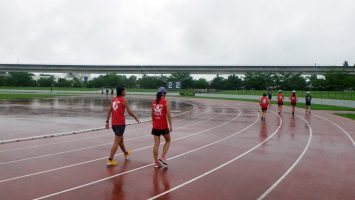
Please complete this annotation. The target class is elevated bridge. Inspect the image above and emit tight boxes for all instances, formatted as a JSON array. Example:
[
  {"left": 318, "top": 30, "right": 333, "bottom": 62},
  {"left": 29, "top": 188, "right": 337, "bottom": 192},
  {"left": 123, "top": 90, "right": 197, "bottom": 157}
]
[{"left": 0, "top": 64, "right": 354, "bottom": 74}]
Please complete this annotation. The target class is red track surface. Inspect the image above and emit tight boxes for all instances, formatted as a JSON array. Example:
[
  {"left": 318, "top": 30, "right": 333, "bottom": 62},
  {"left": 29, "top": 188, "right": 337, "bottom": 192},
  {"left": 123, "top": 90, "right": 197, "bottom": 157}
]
[{"left": 0, "top": 98, "right": 354, "bottom": 200}]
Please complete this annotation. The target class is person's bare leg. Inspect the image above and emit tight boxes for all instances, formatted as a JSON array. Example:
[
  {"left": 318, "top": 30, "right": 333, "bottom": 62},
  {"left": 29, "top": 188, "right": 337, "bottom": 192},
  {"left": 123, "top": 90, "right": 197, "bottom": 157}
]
[
  {"left": 161, "top": 134, "right": 171, "bottom": 158},
  {"left": 109, "top": 136, "right": 120, "bottom": 159},
  {"left": 117, "top": 136, "right": 128, "bottom": 154},
  {"left": 153, "top": 136, "right": 160, "bottom": 163}
]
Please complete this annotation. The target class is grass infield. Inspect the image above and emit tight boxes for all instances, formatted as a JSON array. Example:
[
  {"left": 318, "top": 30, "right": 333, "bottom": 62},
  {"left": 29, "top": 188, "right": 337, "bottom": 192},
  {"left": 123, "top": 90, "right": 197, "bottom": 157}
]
[{"left": 335, "top": 113, "right": 355, "bottom": 120}]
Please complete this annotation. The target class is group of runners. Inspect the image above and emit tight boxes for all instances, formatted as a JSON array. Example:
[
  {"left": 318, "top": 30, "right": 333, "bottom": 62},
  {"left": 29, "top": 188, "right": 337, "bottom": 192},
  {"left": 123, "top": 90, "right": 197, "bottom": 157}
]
[
  {"left": 260, "top": 90, "right": 312, "bottom": 120},
  {"left": 105, "top": 86, "right": 313, "bottom": 168},
  {"left": 105, "top": 86, "right": 172, "bottom": 168}
]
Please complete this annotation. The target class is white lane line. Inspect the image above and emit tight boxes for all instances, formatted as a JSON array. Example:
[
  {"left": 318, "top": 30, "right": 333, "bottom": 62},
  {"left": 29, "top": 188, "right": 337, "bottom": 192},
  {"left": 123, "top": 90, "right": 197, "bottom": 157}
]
[
  {"left": 0, "top": 102, "right": 198, "bottom": 145},
  {"left": 0, "top": 108, "right": 226, "bottom": 165},
  {"left": 148, "top": 111, "right": 281, "bottom": 200},
  {"left": 257, "top": 114, "right": 313, "bottom": 200},
  {"left": 314, "top": 114, "right": 355, "bottom": 147},
  {"left": 0, "top": 108, "right": 238, "bottom": 183},
  {"left": 0, "top": 104, "right": 206, "bottom": 153},
  {"left": 33, "top": 108, "right": 255, "bottom": 200}
]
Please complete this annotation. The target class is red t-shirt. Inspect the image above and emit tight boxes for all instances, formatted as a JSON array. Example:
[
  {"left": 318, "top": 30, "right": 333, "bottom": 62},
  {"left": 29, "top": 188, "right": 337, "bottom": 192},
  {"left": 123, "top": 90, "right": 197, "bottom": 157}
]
[
  {"left": 277, "top": 93, "right": 284, "bottom": 103},
  {"left": 290, "top": 96, "right": 297, "bottom": 104},
  {"left": 260, "top": 96, "right": 268, "bottom": 109},
  {"left": 111, "top": 97, "right": 126, "bottom": 125},
  {"left": 152, "top": 98, "right": 168, "bottom": 130}
]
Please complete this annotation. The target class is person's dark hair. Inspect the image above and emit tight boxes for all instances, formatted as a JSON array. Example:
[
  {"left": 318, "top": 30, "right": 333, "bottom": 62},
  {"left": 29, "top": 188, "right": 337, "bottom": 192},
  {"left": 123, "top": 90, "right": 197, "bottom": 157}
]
[
  {"left": 263, "top": 93, "right": 266, "bottom": 96},
  {"left": 116, "top": 85, "right": 125, "bottom": 97},
  {"left": 156, "top": 91, "right": 166, "bottom": 104}
]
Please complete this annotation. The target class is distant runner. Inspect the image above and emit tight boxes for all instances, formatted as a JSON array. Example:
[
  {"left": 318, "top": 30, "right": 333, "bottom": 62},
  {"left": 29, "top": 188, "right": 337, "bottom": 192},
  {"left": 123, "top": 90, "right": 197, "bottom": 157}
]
[
  {"left": 277, "top": 90, "right": 284, "bottom": 114},
  {"left": 267, "top": 90, "right": 272, "bottom": 106},
  {"left": 305, "top": 91, "right": 312, "bottom": 114},
  {"left": 260, "top": 93, "right": 269, "bottom": 120},
  {"left": 152, "top": 87, "right": 173, "bottom": 168},
  {"left": 289, "top": 90, "right": 298, "bottom": 116},
  {"left": 105, "top": 85, "right": 139, "bottom": 166}
]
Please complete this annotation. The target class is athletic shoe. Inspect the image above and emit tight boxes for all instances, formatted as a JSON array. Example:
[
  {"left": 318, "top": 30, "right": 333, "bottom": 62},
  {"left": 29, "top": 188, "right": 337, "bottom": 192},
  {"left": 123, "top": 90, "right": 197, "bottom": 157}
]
[
  {"left": 159, "top": 157, "right": 168, "bottom": 165},
  {"left": 124, "top": 150, "right": 131, "bottom": 159},
  {"left": 106, "top": 159, "right": 118, "bottom": 166},
  {"left": 154, "top": 162, "right": 162, "bottom": 168}
]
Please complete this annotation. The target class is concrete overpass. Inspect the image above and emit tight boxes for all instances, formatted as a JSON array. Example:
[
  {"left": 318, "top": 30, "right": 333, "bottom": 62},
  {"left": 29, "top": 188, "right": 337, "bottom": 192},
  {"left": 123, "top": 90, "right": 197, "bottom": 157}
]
[{"left": 0, "top": 64, "right": 354, "bottom": 74}]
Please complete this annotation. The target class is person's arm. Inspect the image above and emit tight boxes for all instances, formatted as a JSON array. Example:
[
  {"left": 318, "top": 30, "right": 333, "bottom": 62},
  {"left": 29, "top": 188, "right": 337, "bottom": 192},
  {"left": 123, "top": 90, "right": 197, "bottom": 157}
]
[
  {"left": 166, "top": 102, "right": 173, "bottom": 132},
  {"left": 123, "top": 100, "right": 140, "bottom": 123},
  {"left": 105, "top": 104, "right": 112, "bottom": 129}
]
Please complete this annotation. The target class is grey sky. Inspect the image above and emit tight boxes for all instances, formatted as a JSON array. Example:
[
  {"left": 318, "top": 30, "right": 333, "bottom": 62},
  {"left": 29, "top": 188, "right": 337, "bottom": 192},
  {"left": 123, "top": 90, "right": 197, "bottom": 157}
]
[{"left": 0, "top": 0, "right": 354, "bottom": 66}]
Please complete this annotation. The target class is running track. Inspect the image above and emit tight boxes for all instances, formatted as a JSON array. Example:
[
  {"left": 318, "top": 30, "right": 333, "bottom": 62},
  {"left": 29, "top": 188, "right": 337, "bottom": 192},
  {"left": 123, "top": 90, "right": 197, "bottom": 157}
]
[{"left": 0, "top": 98, "right": 354, "bottom": 200}]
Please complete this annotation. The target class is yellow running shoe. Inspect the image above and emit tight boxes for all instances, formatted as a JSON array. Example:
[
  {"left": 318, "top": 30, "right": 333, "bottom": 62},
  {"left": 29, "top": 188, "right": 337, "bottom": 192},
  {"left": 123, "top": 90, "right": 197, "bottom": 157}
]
[
  {"left": 106, "top": 159, "right": 118, "bottom": 166},
  {"left": 124, "top": 150, "right": 131, "bottom": 159}
]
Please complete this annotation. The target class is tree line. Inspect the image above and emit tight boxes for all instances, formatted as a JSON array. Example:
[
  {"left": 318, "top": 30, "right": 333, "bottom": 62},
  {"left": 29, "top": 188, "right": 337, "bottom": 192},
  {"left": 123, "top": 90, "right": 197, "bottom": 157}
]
[{"left": 0, "top": 70, "right": 354, "bottom": 91}]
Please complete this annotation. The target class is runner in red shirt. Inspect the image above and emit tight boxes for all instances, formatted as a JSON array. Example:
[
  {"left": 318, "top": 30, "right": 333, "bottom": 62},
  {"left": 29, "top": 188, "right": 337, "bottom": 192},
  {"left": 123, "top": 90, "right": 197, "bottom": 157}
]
[
  {"left": 105, "top": 85, "right": 139, "bottom": 166},
  {"left": 277, "top": 90, "right": 284, "bottom": 114},
  {"left": 260, "top": 93, "right": 269, "bottom": 120},
  {"left": 289, "top": 90, "right": 298, "bottom": 116},
  {"left": 152, "top": 87, "right": 172, "bottom": 168}
]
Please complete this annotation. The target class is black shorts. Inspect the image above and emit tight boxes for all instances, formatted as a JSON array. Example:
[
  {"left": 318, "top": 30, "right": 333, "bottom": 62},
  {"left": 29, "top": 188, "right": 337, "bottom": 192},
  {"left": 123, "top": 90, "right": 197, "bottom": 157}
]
[
  {"left": 306, "top": 101, "right": 311, "bottom": 106},
  {"left": 112, "top": 125, "right": 126, "bottom": 136},
  {"left": 151, "top": 128, "right": 170, "bottom": 136},
  {"left": 261, "top": 108, "right": 267, "bottom": 111},
  {"left": 278, "top": 102, "right": 283, "bottom": 105},
  {"left": 291, "top": 102, "right": 296, "bottom": 106}
]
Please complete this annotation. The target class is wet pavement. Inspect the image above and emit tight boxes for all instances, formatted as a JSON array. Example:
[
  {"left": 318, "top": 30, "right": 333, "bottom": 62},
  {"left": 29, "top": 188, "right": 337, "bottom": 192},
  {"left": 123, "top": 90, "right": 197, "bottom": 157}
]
[{"left": 0, "top": 95, "right": 192, "bottom": 141}]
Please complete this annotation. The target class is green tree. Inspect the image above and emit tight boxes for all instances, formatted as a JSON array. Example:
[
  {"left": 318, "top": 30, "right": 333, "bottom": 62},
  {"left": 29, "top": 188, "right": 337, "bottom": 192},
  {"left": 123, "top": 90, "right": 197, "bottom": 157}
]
[
  {"left": 72, "top": 77, "right": 82, "bottom": 87},
  {"left": 138, "top": 74, "right": 166, "bottom": 89},
  {"left": 7, "top": 72, "right": 36, "bottom": 86},
  {"left": 225, "top": 74, "right": 242, "bottom": 90},
  {"left": 193, "top": 78, "right": 209, "bottom": 89},
  {"left": 127, "top": 75, "right": 137, "bottom": 88},
  {"left": 37, "top": 77, "right": 54, "bottom": 87},
  {"left": 211, "top": 75, "right": 226, "bottom": 89},
  {"left": 169, "top": 72, "right": 194, "bottom": 89},
  {"left": 324, "top": 70, "right": 349, "bottom": 90},
  {"left": 243, "top": 73, "right": 273, "bottom": 90},
  {"left": 308, "top": 75, "right": 326, "bottom": 90},
  {"left": 283, "top": 73, "right": 307, "bottom": 90},
  {"left": 56, "top": 78, "right": 72, "bottom": 87}
]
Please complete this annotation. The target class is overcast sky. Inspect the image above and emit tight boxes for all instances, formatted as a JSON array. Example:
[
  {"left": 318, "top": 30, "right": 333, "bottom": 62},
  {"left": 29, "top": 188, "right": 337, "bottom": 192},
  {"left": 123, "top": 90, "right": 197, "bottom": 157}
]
[{"left": 0, "top": 0, "right": 354, "bottom": 66}]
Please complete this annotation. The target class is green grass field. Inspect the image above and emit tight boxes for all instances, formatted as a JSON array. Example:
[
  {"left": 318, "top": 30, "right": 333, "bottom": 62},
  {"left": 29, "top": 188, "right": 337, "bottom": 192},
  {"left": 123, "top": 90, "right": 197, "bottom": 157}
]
[
  {"left": 335, "top": 113, "right": 355, "bottom": 120},
  {"left": 219, "top": 90, "right": 355, "bottom": 100},
  {"left": 1, "top": 87, "right": 354, "bottom": 100}
]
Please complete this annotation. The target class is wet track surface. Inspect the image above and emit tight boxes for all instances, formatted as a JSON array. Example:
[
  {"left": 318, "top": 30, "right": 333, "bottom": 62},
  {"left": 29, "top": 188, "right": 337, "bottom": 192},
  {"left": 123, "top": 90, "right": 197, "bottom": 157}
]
[
  {"left": 0, "top": 95, "right": 192, "bottom": 141},
  {"left": 0, "top": 96, "right": 354, "bottom": 200}
]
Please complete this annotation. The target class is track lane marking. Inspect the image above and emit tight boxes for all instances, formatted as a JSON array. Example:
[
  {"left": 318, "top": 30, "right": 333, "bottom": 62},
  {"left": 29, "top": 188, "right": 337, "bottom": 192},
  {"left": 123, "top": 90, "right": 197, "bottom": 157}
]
[
  {"left": 0, "top": 102, "right": 199, "bottom": 148},
  {"left": 0, "top": 107, "right": 224, "bottom": 165},
  {"left": 314, "top": 114, "right": 355, "bottom": 147},
  {"left": 148, "top": 111, "right": 281, "bottom": 200},
  {"left": 257, "top": 114, "right": 313, "bottom": 200},
  {"left": 0, "top": 108, "right": 238, "bottom": 183},
  {"left": 33, "top": 108, "right": 256, "bottom": 200}
]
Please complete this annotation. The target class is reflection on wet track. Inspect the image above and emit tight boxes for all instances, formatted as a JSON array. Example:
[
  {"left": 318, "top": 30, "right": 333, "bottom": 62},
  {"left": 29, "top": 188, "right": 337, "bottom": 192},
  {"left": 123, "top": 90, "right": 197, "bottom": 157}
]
[{"left": 0, "top": 95, "right": 192, "bottom": 141}]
